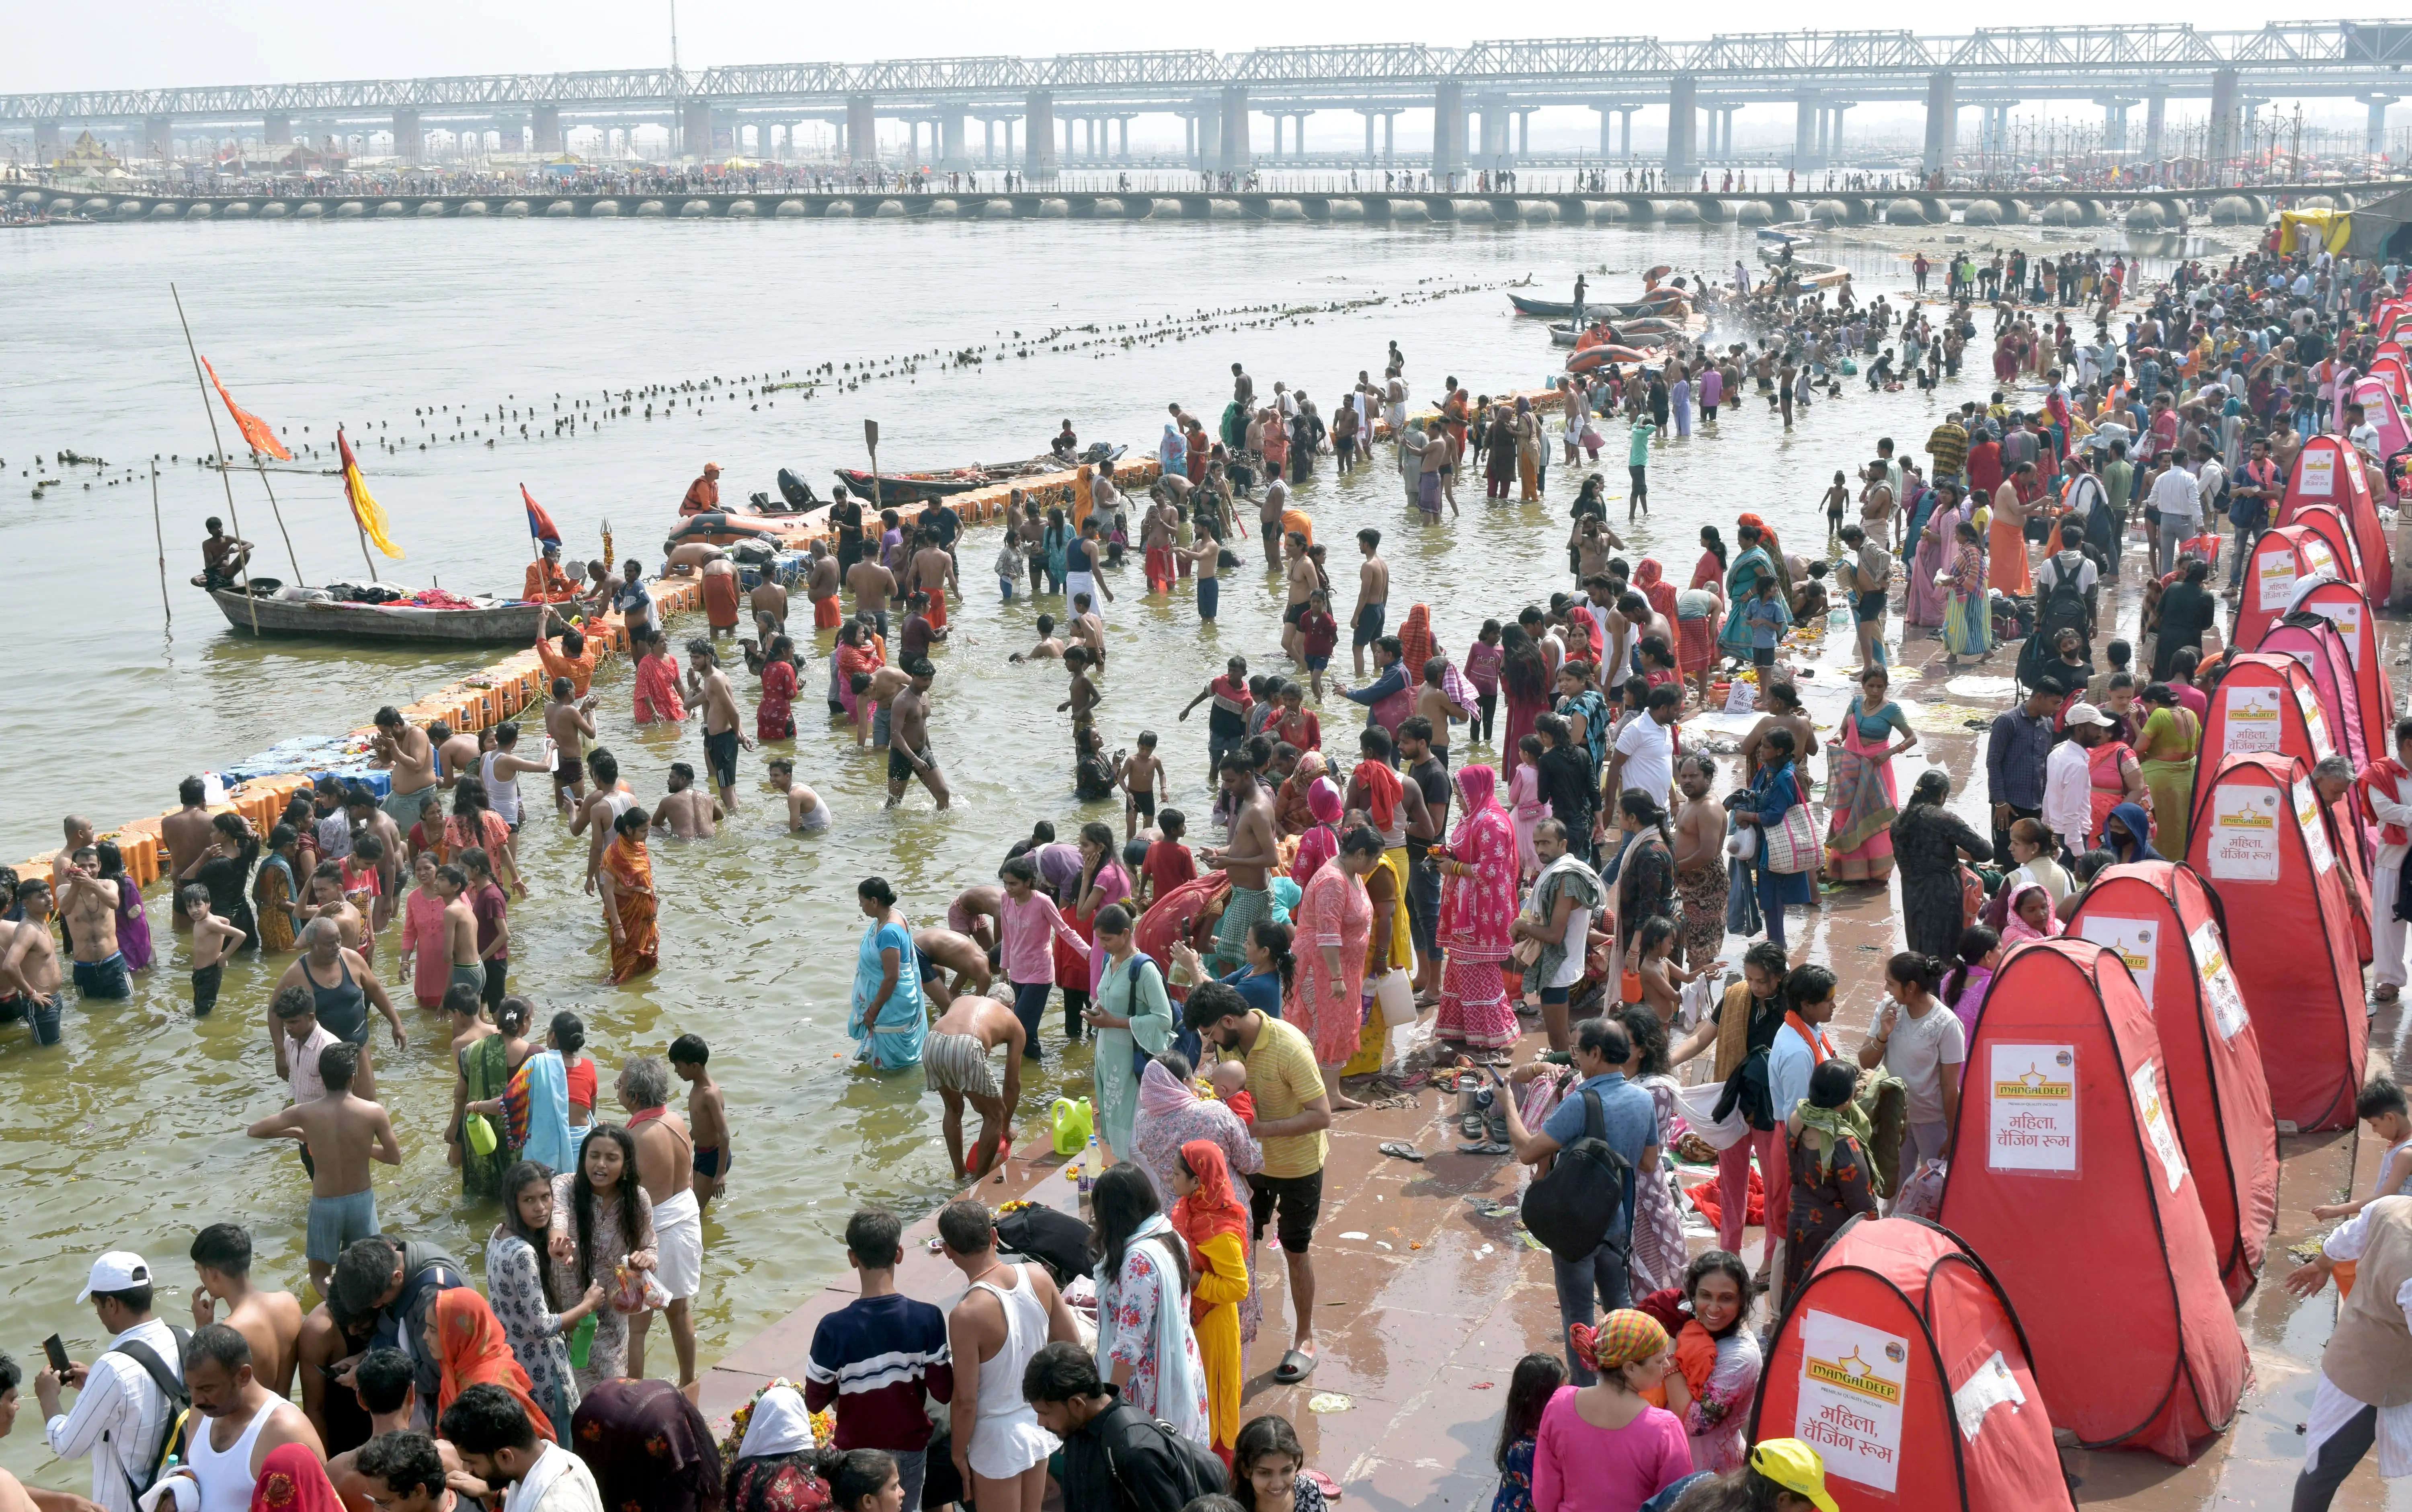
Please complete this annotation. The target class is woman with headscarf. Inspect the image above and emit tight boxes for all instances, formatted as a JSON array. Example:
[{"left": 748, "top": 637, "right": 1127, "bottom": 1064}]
[
  {"left": 2098, "top": 800, "right": 2162, "bottom": 864},
  {"left": 1902, "top": 487, "right": 1953, "bottom": 630},
  {"left": 248, "top": 1444, "right": 345, "bottom": 1512},
  {"left": 1633, "top": 559, "right": 1679, "bottom": 634},
  {"left": 1295, "top": 832, "right": 1380, "bottom": 1108},
  {"left": 1169, "top": 1139, "right": 1251, "bottom": 1465},
  {"left": 1274, "top": 749, "right": 1325, "bottom": 837},
  {"left": 1090, "top": 1165, "right": 1212, "bottom": 1445},
  {"left": 1714, "top": 524, "right": 1778, "bottom": 660},
  {"left": 1160, "top": 423, "right": 1187, "bottom": 478},
  {"left": 1999, "top": 882, "right": 2063, "bottom": 947},
  {"left": 571, "top": 1378, "right": 724, "bottom": 1512},
  {"left": 1288, "top": 777, "right": 1344, "bottom": 885},
  {"left": 1531, "top": 1311, "right": 1690, "bottom": 1505},
  {"left": 1129, "top": 1053, "right": 1265, "bottom": 1350},
  {"left": 1435, "top": 765, "right": 1520, "bottom": 1054},
  {"left": 721, "top": 1384, "right": 833, "bottom": 1512},
  {"left": 429, "top": 1285, "right": 558, "bottom": 1441},
  {"left": 1395, "top": 604, "right": 1435, "bottom": 689},
  {"left": 1785, "top": 1059, "right": 1879, "bottom": 1298},
  {"left": 1889, "top": 771, "right": 1993, "bottom": 962}
]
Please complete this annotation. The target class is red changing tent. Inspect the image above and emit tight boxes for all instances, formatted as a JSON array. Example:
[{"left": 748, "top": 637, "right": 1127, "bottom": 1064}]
[
  {"left": 2276, "top": 433, "right": 2391, "bottom": 604},
  {"left": 2287, "top": 502, "right": 2367, "bottom": 592},
  {"left": 2066, "top": 862, "right": 2279, "bottom": 1305},
  {"left": 2258, "top": 607, "right": 2369, "bottom": 770},
  {"left": 2191, "top": 651, "right": 2373, "bottom": 962},
  {"left": 2234, "top": 525, "right": 2343, "bottom": 651},
  {"left": 2183, "top": 753, "right": 2369, "bottom": 1131},
  {"left": 1935, "top": 940, "right": 2248, "bottom": 1463},
  {"left": 2289, "top": 574, "right": 2395, "bottom": 763},
  {"left": 1749, "top": 1215, "right": 2073, "bottom": 1512}
]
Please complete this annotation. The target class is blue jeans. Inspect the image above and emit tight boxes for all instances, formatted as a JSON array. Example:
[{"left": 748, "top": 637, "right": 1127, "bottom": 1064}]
[
  {"left": 1758, "top": 864, "right": 1790, "bottom": 950},
  {"left": 1009, "top": 981, "right": 1051, "bottom": 1059},
  {"left": 1551, "top": 1229, "right": 1633, "bottom": 1386}
]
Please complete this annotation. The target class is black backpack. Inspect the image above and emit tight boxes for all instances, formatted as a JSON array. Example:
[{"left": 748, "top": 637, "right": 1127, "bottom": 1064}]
[
  {"left": 2036, "top": 556, "right": 2090, "bottom": 645},
  {"left": 104, "top": 1325, "right": 191, "bottom": 1504},
  {"left": 1099, "top": 1404, "right": 1231, "bottom": 1508},
  {"left": 1520, "top": 1089, "right": 1634, "bottom": 1261}
]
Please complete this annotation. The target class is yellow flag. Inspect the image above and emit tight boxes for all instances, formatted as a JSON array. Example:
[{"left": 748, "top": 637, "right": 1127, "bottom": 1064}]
[{"left": 336, "top": 429, "right": 404, "bottom": 560}]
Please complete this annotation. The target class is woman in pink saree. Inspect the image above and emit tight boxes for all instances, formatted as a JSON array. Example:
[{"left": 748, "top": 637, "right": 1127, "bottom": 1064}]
[
  {"left": 1288, "top": 778, "right": 1344, "bottom": 885},
  {"left": 1434, "top": 764, "right": 1520, "bottom": 1052}
]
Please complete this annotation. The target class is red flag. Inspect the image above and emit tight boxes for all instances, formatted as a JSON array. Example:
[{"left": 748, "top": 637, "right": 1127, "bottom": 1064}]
[
  {"left": 521, "top": 484, "right": 561, "bottom": 547},
  {"left": 200, "top": 357, "right": 293, "bottom": 462}
]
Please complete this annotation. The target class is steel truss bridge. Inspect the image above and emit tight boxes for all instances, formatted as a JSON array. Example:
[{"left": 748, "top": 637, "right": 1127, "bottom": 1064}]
[{"left": 10, "top": 24, "right": 2412, "bottom": 178}]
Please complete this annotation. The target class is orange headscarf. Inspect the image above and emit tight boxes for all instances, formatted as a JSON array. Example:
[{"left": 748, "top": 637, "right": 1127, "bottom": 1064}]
[
  {"left": 1396, "top": 604, "right": 1435, "bottom": 683},
  {"left": 434, "top": 1286, "right": 557, "bottom": 1442},
  {"left": 250, "top": 1444, "right": 345, "bottom": 1512},
  {"left": 1633, "top": 559, "right": 1678, "bottom": 627},
  {"left": 1171, "top": 1139, "right": 1249, "bottom": 1257}
]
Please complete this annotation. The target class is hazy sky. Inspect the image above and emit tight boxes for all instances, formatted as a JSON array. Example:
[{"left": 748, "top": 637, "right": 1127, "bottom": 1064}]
[{"left": 2, "top": 1, "right": 2328, "bottom": 95}]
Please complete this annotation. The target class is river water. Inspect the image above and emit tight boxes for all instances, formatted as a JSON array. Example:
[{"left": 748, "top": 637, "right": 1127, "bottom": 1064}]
[{"left": 0, "top": 215, "right": 2107, "bottom": 1484}]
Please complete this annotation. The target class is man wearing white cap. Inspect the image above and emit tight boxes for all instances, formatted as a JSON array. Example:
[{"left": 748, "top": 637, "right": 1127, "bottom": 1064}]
[
  {"left": 37, "top": 1253, "right": 187, "bottom": 1512},
  {"left": 2045, "top": 704, "right": 2115, "bottom": 861}
]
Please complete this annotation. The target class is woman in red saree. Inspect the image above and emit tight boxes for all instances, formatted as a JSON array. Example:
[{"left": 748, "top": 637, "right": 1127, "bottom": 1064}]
[
  {"left": 631, "top": 629, "right": 685, "bottom": 725},
  {"left": 1434, "top": 764, "right": 1520, "bottom": 1052},
  {"left": 757, "top": 635, "right": 797, "bottom": 741},
  {"left": 598, "top": 808, "right": 659, "bottom": 983},
  {"left": 428, "top": 1285, "right": 558, "bottom": 1441}
]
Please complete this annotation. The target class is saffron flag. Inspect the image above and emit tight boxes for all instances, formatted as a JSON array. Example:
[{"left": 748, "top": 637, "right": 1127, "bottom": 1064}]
[
  {"left": 336, "top": 430, "right": 404, "bottom": 560},
  {"left": 521, "top": 484, "right": 561, "bottom": 548},
  {"left": 201, "top": 357, "right": 294, "bottom": 462}
]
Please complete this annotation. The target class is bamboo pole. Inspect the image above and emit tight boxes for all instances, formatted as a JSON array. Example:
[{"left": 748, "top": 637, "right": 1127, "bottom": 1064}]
[
  {"left": 149, "top": 462, "right": 170, "bottom": 626},
  {"left": 169, "top": 283, "right": 256, "bottom": 635},
  {"left": 250, "top": 460, "right": 303, "bottom": 581}
]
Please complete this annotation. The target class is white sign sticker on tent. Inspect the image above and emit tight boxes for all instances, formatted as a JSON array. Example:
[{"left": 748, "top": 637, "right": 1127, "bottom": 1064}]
[
  {"left": 2078, "top": 916, "right": 2159, "bottom": 999},
  {"left": 2132, "top": 1059, "right": 2190, "bottom": 1196},
  {"left": 1985, "top": 1042, "right": 2080, "bottom": 1174},
  {"left": 2222, "top": 686, "right": 2283, "bottom": 753},
  {"left": 2297, "top": 447, "right": 2337, "bottom": 499},
  {"left": 2205, "top": 783, "right": 2284, "bottom": 882},
  {"left": 1795, "top": 1309, "right": 1910, "bottom": 1493},
  {"left": 2190, "top": 921, "right": 2252, "bottom": 1041}
]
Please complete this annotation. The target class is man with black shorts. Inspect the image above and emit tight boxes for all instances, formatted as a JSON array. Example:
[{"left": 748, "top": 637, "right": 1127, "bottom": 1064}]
[
  {"left": 1280, "top": 531, "right": 1317, "bottom": 661},
  {"left": 1185, "top": 981, "right": 1332, "bottom": 1385},
  {"left": 1838, "top": 523, "right": 1891, "bottom": 672},
  {"left": 886, "top": 658, "right": 950, "bottom": 811},
  {"left": 684, "top": 639, "right": 753, "bottom": 811}
]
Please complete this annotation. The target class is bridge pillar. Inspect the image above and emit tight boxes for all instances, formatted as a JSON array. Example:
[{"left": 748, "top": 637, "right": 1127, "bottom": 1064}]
[
  {"left": 2208, "top": 68, "right": 2239, "bottom": 181},
  {"left": 844, "top": 94, "right": 876, "bottom": 169},
  {"left": 1432, "top": 80, "right": 1463, "bottom": 181},
  {"left": 938, "top": 109, "right": 967, "bottom": 172},
  {"left": 144, "top": 113, "right": 173, "bottom": 161},
  {"left": 1477, "top": 99, "right": 1511, "bottom": 170},
  {"left": 2096, "top": 98, "right": 2134, "bottom": 154},
  {"left": 1620, "top": 108, "right": 1635, "bottom": 157},
  {"left": 1794, "top": 94, "right": 1818, "bottom": 170},
  {"left": 1386, "top": 112, "right": 1397, "bottom": 163},
  {"left": 1517, "top": 107, "right": 1533, "bottom": 161},
  {"left": 390, "top": 108, "right": 418, "bottom": 164},
  {"left": 533, "top": 103, "right": 561, "bottom": 155},
  {"left": 1029, "top": 90, "right": 1059, "bottom": 180},
  {"left": 1363, "top": 109, "right": 1378, "bottom": 161},
  {"left": 262, "top": 113, "right": 291, "bottom": 152},
  {"left": 2367, "top": 95, "right": 2398, "bottom": 158},
  {"left": 1920, "top": 71, "right": 1955, "bottom": 176},
  {"left": 678, "top": 99, "right": 709, "bottom": 160},
  {"left": 1665, "top": 75, "right": 1697, "bottom": 185},
  {"left": 1830, "top": 104, "right": 1850, "bottom": 162},
  {"left": 1215, "top": 87, "right": 1245, "bottom": 174},
  {"left": 1598, "top": 104, "right": 1616, "bottom": 157},
  {"left": 34, "top": 119, "right": 59, "bottom": 160},
  {"left": 2144, "top": 88, "right": 2167, "bottom": 162}
]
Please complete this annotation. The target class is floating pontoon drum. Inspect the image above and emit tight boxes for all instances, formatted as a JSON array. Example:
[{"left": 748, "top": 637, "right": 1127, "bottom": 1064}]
[
  {"left": 1934, "top": 940, "right": 2248, "bottom": 1463},
  {"left": 2183, "top": 752, "right": 2368, "bottom": 1132},
  {"left": 2066, "top": 862, "right": 2278, "bottom": 1304},
  {"left": 1750, "top": 1215, "right": 2073, "bottom": 1511}
]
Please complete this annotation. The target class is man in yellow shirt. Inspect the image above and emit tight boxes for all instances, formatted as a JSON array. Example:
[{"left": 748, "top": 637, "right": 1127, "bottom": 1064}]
[{"left": 1185, "top": 981, "right": 1331, "bottom": 1385}]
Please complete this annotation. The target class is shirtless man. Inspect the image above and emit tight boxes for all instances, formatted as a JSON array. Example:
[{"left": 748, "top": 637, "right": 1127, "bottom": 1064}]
[
  {"left": 163, "top": 777, "right": 216, "bottom": 933},
  {"left": 200, "top": 517, "right": 254, "bottom": 588},
  {"left": 649, "top": 763, "right": 722, "bottom": 839},
  {"left": 437, "top": 865, "right": 482, "bottom": 1005},
  {"left": 1351, "top": 529, "right": 1390, "bottom": 679},
  {"left": 168, "top": 1325, "right": 324, "bottom": 1506},
  {"left": 1281, "top": 531, "right": 1319, "bottom": 661},
  {"left": 617, "top": 1056, "right": 699, "bottom": 1388},
  {"left": 373, "top": 707, "right": 438, "bottom": 829},
  {"left": 545, "top": 678, "right": 597, "bottom": 810},
  {"left": 804, "top": 541, "right": 841, "bottom": 627},
  {"left": 670, "top": 1034, "right": 731, "bottom": 1212},
  {"left": 1067, "top": 596, "right": 1105, "bottom": 668},
  {"left": 188, "top": 1223, "right": 304, "bottom": 1399},
  {"left": 53, "top": 848, "right": 128, "bottom": 1000},
  {"left": 1573, "top": 517, "right": 1616, "bottom": 581},
  {"left": 913, "top": 927, "right": 994, "bottom": 1002},
  {"left": 49, "top": 817, "right": 94, "bottom": 905},
  {"left": 1006, "top": 614, "right": 1064, "bottom": 664},
  {"left": 297, "top": 864, "right": 368, "bottom": 955},
  {"left": 923, "top": 998, "right": 1026, "bottom": 1181},
  {"left": 1058, "top": 648, "right": 1099, "bottom": 733},
  {"left": 1257, "top": 477, "right": 1288, "bottom": 567},
  {"left": 908, "top": 530, "right": 957, "bottom": 620},
  {"left": 247, "top": 1042, "right": 401, "bottom": 1294},
  {"left": 1201, "top": 753, "right": 1280, "bottom": 974},
  {"left": 0, "top": 882, "right": 66, "bottom": 1046},
  {"left": 430, "top": 722, "right": 482, "bottom": 786},
  {"left": 940, "top": 1199, "right": 1081, "bottom": 1512},
  {"left": 947, "top": 882, "right": 1003, "bottom": 955},
  {"left": 683, "top": 640, "right": 753, "bottom": 809},
  {"left": 846, "top": 550, "right": 899, "bottom": 640},
  {"left": 749, "top": 574, "right": 789, "bottom": 643},
  {"left": 661, "top": 540, "right": 726, "bottom": 577},
  {"left": 1413, "top": 661, "right": 1471, "bottom": 758},
  {"left": 859, "top": 663, "right": 913, "bottom": 749},
  {"left": 765, "top": 757, "right": 830, "bottom": 833},
  {"left": 887, "top": 658, "right": 951, "bottom": 810},
  {"left": 572, "top": 749, "right": 635, "bottom": 896},
  {"left": 1671, "top": 754, "right": 1729, "bottom": 972},
  {"left": 345, "top": 790, "right": 407, "bottom": 931},
  {"left": 1139, "top": 493, "right": 1177, "bottom": 593}
]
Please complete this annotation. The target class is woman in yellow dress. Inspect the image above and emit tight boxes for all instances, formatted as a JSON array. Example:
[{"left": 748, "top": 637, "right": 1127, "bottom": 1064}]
[
  {"left": 2135, "top": 683, "right": 2202, "bottom": 858},
  {"left": 1170, "top": 1138, "right": 1251, "bottom": 1466}
]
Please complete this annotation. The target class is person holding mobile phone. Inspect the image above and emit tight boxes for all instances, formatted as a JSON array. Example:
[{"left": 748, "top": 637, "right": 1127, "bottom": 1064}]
[{"left": 0, "top": 1346, "right": 100, "bottom": 1512}]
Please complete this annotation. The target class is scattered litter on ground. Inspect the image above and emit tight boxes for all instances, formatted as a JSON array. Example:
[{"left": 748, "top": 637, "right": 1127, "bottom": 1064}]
[{"left": 1307, "top": 1393, "right": 1354, "bottom": 1414}]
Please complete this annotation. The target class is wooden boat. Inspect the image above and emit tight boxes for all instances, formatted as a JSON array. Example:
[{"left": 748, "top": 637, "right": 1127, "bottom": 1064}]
[
  {"left": 1510, "top": 290, "right": 1688, "bottom": 319},
  {"left": 833, "top": 444, "right": 1125, "bottom": 503},
  {"left": 209, "top": 587, "right": 558, "bottom": 643}
]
